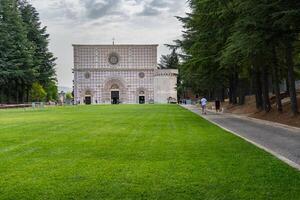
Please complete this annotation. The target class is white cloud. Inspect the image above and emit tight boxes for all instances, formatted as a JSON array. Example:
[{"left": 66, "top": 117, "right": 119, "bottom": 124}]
[{"left": 29, "top": 0, "right": 188, "bottom": 88}]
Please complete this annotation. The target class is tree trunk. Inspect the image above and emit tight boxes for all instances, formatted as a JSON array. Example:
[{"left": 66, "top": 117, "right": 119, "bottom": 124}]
[
  {"left": 238, "top": 78, "right": 246, "bottom": 105},
  {"left": 16, "top": 83, "right": 19, "bottom": 104},
  {"left": 234, "top": 71, "right": 239, "bottom": 104},
  {"left": 7, "top": 81, "right": 11, "bottom": 104},
  {"left": 285, "top": 41, "right": 299, "bottom": 115},
  {"left": 229, "top": 73, "right": 233, "bottom": 103},
  {"left": 286, "top": 79, "right": 290, "bottom": 95},
  {"left": 229, "top": 68, "right": 238, "bottom": 104},
  {"left": 214, "top": 87, "right": 224, "bottom": 102},
  {"left": 26, "top": 86, "right": 30, "bottom": 103},
  {"left": 20, "top": 82, "right": 25, "bottom": 103},
  {"left": 253, "top": 65, "right": 263, "bottom": 110},
  {"left": 261, "top": 65, "right": 271, "bottom": 112},
  {"left": 221, "top": 87, "right": 225, "bottom": 102},
  {"left": 210, "top": 89, "right": 214, "bottom": 101},
  {"left": 272, "top": 46, "right": 283, "bottom": 112},
  {"left": 0, "top": 86, "right": 3, "bottom": 104}
]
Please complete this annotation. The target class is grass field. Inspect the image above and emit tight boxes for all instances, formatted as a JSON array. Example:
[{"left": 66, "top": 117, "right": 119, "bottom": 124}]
[{"left": 0, "top": 105, "right": 299, "bottom": 200}]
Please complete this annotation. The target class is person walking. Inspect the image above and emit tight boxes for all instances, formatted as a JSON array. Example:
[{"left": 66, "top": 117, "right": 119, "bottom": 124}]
[
  {"left": 215, "top": 99, "right": 221, "bottom": 112},
  {"left": 200, "top": 97, "right": 207, "bottom": 114}
]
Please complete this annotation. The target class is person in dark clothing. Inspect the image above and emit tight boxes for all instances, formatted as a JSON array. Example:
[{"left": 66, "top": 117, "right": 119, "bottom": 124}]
[{"left": 215, "top": 99, "right": 221, "bottom": 112}]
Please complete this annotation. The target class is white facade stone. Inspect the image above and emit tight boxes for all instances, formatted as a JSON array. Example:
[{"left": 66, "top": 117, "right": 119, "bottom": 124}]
[
  {"left": 154, "top": 69, "right": 178, "bottom": 104},
  {"left": 73, "top": 44, "right": 178, "bottom": 104}
]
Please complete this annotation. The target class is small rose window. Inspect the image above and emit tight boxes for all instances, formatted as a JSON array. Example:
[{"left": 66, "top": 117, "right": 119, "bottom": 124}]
[
  {"left": 108, "top": 53, "right": 119, "bottom": 65},
  {"left": 139, "top": 72, "right": 145, "bottom": 78}
]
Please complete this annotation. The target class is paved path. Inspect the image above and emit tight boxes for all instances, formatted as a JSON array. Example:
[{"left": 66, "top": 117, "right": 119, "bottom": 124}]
[{"left": 182, "top": 105, "right": 300, "bottom": 170}]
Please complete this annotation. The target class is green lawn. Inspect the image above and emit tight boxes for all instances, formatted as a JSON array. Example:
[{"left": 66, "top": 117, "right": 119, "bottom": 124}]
[{"left": 0, "top": 105, "right": 299, "bottom": 200}]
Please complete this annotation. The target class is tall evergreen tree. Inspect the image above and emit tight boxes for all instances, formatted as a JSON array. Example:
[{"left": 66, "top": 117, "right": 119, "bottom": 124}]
[
  {"left": 0, "top": 0, "right": 34, "bottom": 103},
  {"left": 159, "top": 49, "right": 179, "bottom": 69},
  {"left": 0, "top": 0, "right": 57, "bottom": 104},
  {"left": 18, "top": 0, "right": 57, "bottom": 98},
  {"left": 175, "top": 0, "right": 300, "bottom": 114},
  {"left": 273, "top": 0, "right": 300, "bottom": 115}
]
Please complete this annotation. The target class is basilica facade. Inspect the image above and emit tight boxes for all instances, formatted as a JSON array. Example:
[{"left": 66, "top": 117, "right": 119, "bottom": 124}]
[{"left": 73, "top": 44, "right": 178, "bottom": 104}]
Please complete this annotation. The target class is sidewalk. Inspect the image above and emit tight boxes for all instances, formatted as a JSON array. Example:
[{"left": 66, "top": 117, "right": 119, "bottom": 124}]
[{"left": 182, "top": 105, "right": 300, "bottom": 170}]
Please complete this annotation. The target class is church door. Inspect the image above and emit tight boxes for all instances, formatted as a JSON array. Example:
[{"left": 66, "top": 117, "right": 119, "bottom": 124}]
[
  {"left": 139, "top": 96, "right": 145, "bottom": 104},
  {"left": 111, "top": 91, "right": 120, "bottom": 104},
  {"left": 85, "top": 96, "right": 92, "bottom": 105}
]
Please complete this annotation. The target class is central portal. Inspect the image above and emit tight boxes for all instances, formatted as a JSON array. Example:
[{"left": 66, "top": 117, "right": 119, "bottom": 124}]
[
  {"left": 85, "top": 96, "right": 92, "bottom": 105},
  {"left": 139, "top": 96, "right": 145, "bottom": 104},
  {"left": 111, "top": 91, "right": 120, "bottom": 104}
]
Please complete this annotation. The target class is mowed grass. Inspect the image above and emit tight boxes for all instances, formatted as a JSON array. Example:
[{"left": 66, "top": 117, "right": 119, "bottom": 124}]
[{"left": 0, "top": 105, "right": 299, "bottom": 200}]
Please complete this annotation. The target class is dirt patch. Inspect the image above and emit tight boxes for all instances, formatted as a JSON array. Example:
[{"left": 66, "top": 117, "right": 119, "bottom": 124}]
[
  {"left": 220, "top": 95, "right": 300, "bottom": 128},
  {"left": 249, "top": 97, "right": 300, "bottom": 128}
]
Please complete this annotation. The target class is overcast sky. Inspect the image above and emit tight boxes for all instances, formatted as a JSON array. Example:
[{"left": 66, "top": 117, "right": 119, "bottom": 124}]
[{"left": 29, "top": 0, "right": 188, "bottom": 88}]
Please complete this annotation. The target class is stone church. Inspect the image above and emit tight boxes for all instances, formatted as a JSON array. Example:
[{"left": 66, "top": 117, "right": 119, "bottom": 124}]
[{"left": 73, "top": 44, "right": 178, "bottom": 104}]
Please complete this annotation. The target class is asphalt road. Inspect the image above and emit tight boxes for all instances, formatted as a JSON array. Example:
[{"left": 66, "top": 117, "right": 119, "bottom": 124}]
[{"left": 183, "top": 105, "right": 300, "bottom": 170}]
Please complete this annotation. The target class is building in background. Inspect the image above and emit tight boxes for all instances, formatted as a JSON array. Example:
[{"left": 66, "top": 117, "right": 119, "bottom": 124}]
[{"left": 73, "top": 44, "right": 178, "bottom": 104}]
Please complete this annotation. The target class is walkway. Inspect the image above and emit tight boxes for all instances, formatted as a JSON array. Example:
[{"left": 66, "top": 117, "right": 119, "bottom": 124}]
[{"left": 183, "top": 105, "right": 300, "bottom": 170}]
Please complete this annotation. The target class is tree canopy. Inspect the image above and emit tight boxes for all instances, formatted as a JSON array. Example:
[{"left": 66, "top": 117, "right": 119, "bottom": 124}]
[
  {"left": 0, "top": 0, "right": 57, "bottom": 104},
  {"left": 159, "top": 49, "right": 180, "bottom": 69},
  {"left": 175, "top": 0, "right": 300, "bottom": 115}
]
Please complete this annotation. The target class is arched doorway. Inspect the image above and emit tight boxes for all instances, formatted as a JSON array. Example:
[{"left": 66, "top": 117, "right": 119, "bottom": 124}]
[
  {"left": 111, "top": 84, "right": 120, "bottom": 104},
  {"left": 139, "top": 91, "right": 145, "bottom": 104},
  {"left": 84, "top": 90, "right": 92, "bottom": 105},
  {"left": 136, "top": 88, "right": 148, "bottom": 104},
  {"left": 102, "top": 78, "right": 128, "bottom": 104}
]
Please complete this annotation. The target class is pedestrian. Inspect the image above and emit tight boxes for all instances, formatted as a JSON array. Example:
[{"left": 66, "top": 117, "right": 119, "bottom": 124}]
[
  {"left": 215, "top": 98, "right": 221, "bottom": 112},
  {"left": 200, "top": 97, "right": 207, "bottom": 114}
]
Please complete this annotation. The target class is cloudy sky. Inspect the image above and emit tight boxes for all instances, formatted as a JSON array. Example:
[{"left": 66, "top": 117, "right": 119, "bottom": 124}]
[{"left": 29, "top": 0, "right": 188, "bottom": 88}]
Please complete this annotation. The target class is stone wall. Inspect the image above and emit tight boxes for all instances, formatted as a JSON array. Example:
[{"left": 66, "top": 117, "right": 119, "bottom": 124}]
[{"left": 154, "top": 69, "right": 178, "bottom": 103}]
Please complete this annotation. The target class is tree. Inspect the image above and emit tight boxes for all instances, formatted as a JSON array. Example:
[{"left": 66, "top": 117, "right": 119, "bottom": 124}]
[
  {"left": 175, "top": 0, "right": 300, "bottom": 114},
  {"left": 30, "top": 82, "right": 46, "bottom": 102},
  {"left": 18, "top": 0, "right": 57, "bottom": 98},
  {"left": 0, "top": 0, "right": 35, "bottom": 104},
  {"left": 0, "top": 0, "right": 57, "bottom": 104},
  {"left": 66, "top": 92, "right": 73, "bottom": 101},
  {"left": 45, "top": 81, "right": 58, "bottom": 101},
  {"left": 273, "top": 0, "right": 300, "bottom": 115},
  {"left": 174, "top": 0, "right": 231, "bottom": 101},
  {"left": 159, "top": 49, "right": 179, "bottom": 69}
]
